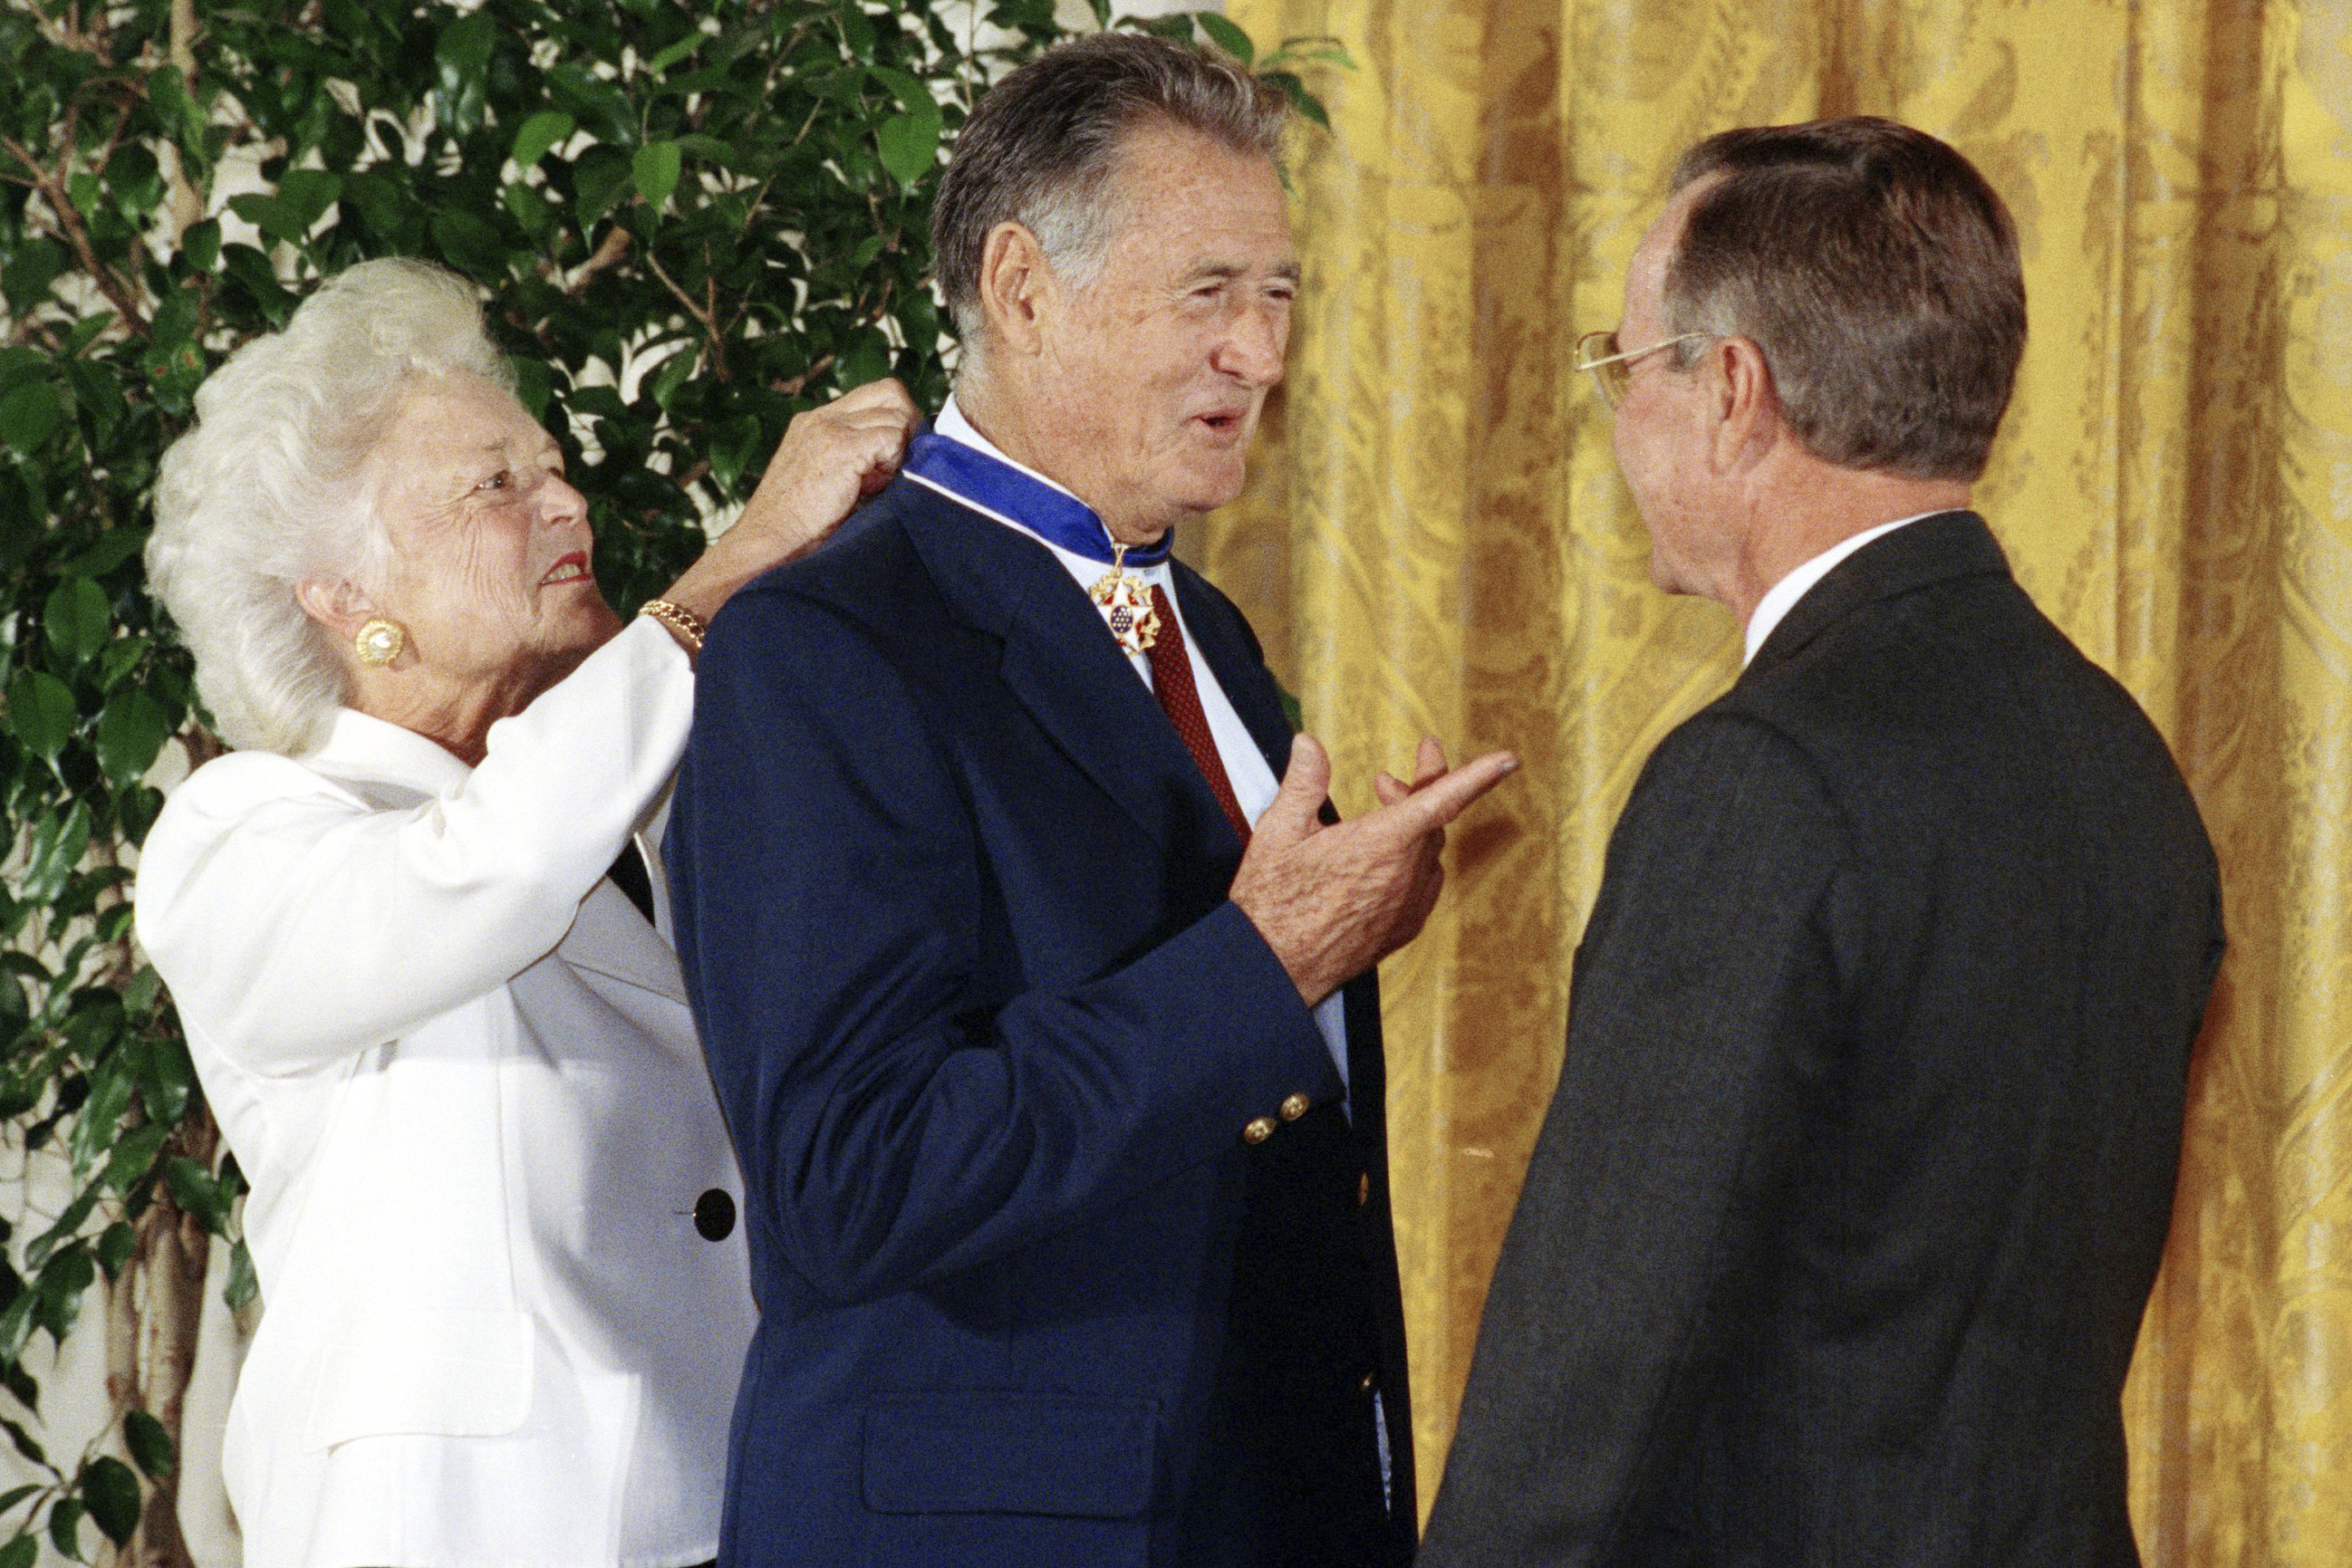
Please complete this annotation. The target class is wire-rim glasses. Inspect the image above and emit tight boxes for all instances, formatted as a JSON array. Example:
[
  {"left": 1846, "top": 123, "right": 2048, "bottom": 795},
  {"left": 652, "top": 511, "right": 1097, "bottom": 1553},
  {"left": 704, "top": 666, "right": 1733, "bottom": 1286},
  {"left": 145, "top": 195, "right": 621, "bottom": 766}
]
[{"left": 1574, "top": 329, "right": 1711, "bottom": 408}]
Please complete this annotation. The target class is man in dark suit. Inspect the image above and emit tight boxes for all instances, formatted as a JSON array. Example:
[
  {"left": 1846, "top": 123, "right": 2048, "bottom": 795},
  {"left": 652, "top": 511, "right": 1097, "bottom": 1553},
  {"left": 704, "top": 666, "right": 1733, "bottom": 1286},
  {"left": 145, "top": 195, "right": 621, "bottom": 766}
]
[
  {"left": 1419, "top": 119, "right": 2223, "bottom": 1568},
  {"left": 664, "top": 34, "right": 1514, "bottom": 1568}
]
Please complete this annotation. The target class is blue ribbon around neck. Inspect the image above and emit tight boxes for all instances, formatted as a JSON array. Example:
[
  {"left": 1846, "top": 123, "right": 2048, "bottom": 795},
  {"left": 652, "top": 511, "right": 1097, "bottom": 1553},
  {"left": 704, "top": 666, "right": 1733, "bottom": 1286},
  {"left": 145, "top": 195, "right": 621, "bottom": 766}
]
[{"left": 902, "top": 430, "right": 1172, "bottom": 568}]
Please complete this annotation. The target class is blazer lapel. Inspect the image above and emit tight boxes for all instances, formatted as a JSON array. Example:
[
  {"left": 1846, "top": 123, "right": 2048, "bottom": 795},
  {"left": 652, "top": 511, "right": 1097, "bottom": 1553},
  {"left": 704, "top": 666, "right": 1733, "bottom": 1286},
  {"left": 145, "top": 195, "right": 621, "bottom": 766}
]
[
  {"left": 1745, "top": 510, "right": 2013, "bottom": 680},
  {"left": 562, "top": 867, "right": 693, "bottom": 1003},
  {"left": 894, "top": 478, "right": 1212, "bottom": 851}
]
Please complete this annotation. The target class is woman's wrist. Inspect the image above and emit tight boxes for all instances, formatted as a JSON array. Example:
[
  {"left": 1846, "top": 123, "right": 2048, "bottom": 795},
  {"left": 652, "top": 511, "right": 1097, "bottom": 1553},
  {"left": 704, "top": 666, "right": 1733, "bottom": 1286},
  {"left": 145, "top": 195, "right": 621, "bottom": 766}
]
[{"left": 637, "top": 598, "right": 708, "bottom": 656}]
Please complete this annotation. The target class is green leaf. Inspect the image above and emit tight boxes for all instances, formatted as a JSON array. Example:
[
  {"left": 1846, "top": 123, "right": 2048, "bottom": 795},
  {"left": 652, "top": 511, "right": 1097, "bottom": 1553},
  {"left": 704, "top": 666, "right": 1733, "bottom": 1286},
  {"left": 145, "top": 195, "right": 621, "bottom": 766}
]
[
  {"left": 96, "top": 636, "right": 149, "bottom": 693},
  {"left": 2, "top": 239, "right": 64, "bottom": 313},
  {"left": 100, "top": 1122, "right": 171, "bottom": 1194},
  {"left": 1197, "top": 12, "right": 1254, "bottom": 63},
  {"left": 876, "top": 110, "right": 941, "bottom": 189},
  {"left": 34, "top": 1247, "right": 92, "bottom": 1344},
  {"left": 43, "top": 1497, "right": 75, "bottom": 1561},
  {"left": 165, "top": 1159, "right": 236, "bottom": 1233},
  {"left": 1260, "top": 70, "right": 1329, "bottom": 130},
  {"left": 633, "top": 141, "right": 682, "bottom": 212},
  {"left": 222, "top": 1240, "right": 258, "bottom": 1313},
  {"left": 503, "top": 181, "right": 551, "bottom": 236},
  {"left": 274, "top": 170, "right": 343, "bottom": 238},
  {"left": 60, "top": 527, "right": 148, "bottom": 579},
  {"left": 94, "top": 1221, "right": 135, "bottom": 1277},
  {"left": 0, "top": 1530, "right": 36, "bottom": 1568},
  {"left": 122, "top": 1411, "right": 174, "bottom": 1481},
  {"left": 510, "top": 110, "right": 575, "bottom": 170},
  {"left": 646, "top": 32, "right": 707, "bottom": 75},
  {"left": 572, "top": 147, "right": 634, "bottom": 228},
  {"left": 435, "top": 11, "right": 497, "bottom": 137},
  {"left": 43, "top": 580, "right": 109, "bottom": 662},
  {"left": 94, "top": 690, "right": 168, "bottom": 785},
  {"left": 6, "top": 672, "right": 76, "bottom": 762},
  {"left": 871, "top": 66, "right": 930, "bottom": 112},
  {"left": 648, "top": 346, "right": 696, "bottom": 413},
  {"left": 79, "top": 1457, "right": 139, "bottom": 1545},
  {"left": 0, "top": 1417, "right": 43, "bottom": 1468},
  {"left": 67, "top": 1072, "right": 133, "bottom": 1182},
  {"left": 0, "top": 383, "right": 62, "bottom": 453},
  {"left": 512, "top": 357, "right": 553, "bottom": 422},
  {"left": 431, "top": 210, "right": 509, "bottom": 281},
  {"left": 218, "top": 244, "right": 294, "bottom": 322}
]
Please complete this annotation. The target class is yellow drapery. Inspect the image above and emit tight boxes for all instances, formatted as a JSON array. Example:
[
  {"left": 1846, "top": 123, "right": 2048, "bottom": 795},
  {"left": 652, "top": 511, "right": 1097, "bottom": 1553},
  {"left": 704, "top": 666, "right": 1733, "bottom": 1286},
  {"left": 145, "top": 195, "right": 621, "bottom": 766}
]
[{"left": 1206, "top": 2, "right": 2352, "bottom": 1561}]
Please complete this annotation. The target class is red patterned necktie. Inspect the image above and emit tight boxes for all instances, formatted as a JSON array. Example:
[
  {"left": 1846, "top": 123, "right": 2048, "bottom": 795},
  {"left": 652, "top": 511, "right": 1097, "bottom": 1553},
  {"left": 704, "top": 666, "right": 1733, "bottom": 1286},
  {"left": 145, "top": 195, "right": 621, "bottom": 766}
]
[{"left": 1145, "top": 585, "right": 1251, "bottom": 842}]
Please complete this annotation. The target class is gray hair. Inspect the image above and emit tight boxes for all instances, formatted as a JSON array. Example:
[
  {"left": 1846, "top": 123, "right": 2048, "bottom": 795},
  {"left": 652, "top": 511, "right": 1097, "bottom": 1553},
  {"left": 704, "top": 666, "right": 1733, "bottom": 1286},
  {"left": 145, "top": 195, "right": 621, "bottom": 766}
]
[
  {"left": 1663, "top": 118, "right": 2026, "bottom": 482},
  {"left": 930, "top": 32, "right": 1290, "bottom": 342},
  {"left": 147, "top": 258, "right": 513, "bottom": 755}
]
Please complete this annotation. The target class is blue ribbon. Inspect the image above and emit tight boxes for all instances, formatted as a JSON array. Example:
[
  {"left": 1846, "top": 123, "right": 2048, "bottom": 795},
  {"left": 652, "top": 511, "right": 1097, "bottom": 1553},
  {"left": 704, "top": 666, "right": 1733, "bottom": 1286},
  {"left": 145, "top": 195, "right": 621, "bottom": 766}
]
[{"left": 901, "top": 430, "right": 1171, "bottom": 567}]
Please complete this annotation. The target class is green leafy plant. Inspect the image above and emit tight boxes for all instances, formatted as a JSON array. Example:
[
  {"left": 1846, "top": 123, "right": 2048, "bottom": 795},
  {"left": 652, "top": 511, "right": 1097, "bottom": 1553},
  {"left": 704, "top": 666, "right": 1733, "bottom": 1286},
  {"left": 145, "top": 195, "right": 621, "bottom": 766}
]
[{"left": 0, "top": 2, "right": 1339, "bottom": 1562}]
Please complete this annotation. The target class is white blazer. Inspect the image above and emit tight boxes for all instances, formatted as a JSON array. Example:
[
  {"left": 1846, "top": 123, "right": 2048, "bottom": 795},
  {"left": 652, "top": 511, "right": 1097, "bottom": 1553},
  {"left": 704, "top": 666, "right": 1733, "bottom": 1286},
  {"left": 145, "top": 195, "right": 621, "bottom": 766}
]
[{"left": 134, "top": 620, "right": 755, "bottom": 1568}]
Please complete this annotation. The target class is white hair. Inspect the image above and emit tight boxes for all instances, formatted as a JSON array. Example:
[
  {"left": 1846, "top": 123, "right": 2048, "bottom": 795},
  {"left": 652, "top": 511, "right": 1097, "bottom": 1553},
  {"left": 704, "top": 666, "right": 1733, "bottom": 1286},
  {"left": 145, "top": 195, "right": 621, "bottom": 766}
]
[{"left": 147, "top": 259, "right": 514, "bottom": 755}]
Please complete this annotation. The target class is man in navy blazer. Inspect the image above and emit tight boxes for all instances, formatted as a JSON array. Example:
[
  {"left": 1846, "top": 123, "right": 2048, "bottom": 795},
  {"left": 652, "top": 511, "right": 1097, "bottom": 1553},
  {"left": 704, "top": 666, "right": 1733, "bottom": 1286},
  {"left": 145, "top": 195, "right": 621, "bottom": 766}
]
[{"left": 665, "top": 34, "right": 1516, "bottom": 1568}]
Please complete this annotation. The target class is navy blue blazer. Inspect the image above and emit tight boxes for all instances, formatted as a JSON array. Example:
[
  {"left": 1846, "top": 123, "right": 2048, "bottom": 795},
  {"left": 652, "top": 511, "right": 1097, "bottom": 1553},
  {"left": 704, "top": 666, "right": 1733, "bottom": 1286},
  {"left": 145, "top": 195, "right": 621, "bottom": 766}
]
[{"left": 666, "top": 475, "right": 1417, "bottom": 1568}]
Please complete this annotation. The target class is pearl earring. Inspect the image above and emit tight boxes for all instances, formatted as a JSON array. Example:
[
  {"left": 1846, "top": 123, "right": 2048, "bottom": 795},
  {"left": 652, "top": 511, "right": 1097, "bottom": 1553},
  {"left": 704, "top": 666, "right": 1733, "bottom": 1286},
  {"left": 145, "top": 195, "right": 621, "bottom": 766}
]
[{"left": 354, "top": 619, "right": 406, "bottom": 666}]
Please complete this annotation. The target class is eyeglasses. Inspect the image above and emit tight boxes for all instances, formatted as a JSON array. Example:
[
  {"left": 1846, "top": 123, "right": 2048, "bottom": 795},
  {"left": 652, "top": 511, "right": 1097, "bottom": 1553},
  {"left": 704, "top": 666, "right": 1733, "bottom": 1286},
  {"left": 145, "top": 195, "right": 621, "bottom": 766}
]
[{"left": 1573, "top": 329, "right": 1711, "bottom": 408}]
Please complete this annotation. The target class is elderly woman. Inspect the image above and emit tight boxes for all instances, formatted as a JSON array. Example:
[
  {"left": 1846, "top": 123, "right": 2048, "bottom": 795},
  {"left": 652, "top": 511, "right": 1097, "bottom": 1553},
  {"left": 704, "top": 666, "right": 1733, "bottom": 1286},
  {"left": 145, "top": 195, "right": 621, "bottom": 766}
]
[{"left": 131, "top": 258, "right": 914, "bottom": 1568}]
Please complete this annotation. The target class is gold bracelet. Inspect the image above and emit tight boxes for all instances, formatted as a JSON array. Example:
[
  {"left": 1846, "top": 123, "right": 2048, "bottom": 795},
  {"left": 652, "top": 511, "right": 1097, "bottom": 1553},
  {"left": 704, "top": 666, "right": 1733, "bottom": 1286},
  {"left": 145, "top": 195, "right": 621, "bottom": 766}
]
[{"left": 639, "top": 597, "right": 708, "bottom": 654}]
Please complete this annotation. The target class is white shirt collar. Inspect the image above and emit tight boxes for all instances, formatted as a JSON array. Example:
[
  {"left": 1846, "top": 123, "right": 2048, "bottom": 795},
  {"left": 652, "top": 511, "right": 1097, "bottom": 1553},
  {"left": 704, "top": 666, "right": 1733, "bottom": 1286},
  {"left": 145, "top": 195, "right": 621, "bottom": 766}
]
[
  {"left": 1741, "top": 511, "right": 1944, "bottom": 667},
  {"left": 922, "top": 393, "right": 1177, "bottom": 594},
  {"left": 933, "top": 395, "right": 1086, "bottom": 505}
]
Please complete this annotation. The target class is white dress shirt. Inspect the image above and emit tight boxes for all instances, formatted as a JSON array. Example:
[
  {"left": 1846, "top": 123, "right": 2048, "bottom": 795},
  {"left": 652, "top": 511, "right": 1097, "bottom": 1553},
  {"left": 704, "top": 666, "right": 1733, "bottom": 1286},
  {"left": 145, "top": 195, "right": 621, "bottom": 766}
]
[
  {"left": 134, "top": 618, "right": 754, "bottom": 1568},
  {"left": 917, "top": 399, "right": 1353, "bottom": 1093},
  {"left": 1742, "top": 512, "right": 1942, "bottom": 667}
]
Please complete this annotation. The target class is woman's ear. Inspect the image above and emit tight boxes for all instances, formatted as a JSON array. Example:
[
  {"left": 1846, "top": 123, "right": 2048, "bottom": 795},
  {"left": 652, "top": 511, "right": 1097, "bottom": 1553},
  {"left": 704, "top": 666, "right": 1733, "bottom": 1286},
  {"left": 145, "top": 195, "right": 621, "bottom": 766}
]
[{"left": 294, "top": 578, "right": 380, "bottom": 644}]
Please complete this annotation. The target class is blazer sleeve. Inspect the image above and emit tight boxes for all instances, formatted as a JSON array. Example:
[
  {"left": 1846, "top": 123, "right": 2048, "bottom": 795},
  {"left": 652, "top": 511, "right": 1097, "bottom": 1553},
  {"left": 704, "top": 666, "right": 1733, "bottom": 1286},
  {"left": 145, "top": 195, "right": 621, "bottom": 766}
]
[
  {"left": 1420, "top": 710, "right": 1859, "bottom": 1568},
  {"left": 666, "top": 584, "right": 1338, "bottom": 1306},
  {"left": 133, "top": 617, "right": 694, "bottom": 1073}
]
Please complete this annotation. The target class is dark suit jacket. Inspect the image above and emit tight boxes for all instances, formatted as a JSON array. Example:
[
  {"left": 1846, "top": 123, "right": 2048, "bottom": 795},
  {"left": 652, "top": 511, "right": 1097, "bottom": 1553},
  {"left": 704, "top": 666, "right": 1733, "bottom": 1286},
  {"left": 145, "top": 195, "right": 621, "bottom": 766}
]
[
  {"left": 664, "top": 475, "right": 1417, "bottom": 1568},
  {"left": 1419, "top": 512, "right": 2223, "bottom": 1568}
]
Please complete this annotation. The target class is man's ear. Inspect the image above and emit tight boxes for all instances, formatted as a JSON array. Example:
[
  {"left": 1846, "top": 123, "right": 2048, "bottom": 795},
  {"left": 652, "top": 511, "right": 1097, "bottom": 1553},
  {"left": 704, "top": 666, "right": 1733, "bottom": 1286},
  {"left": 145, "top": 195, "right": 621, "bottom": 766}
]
[
  {"left": 976, "top": 220, "right": 1057, "bottom": 359},
  {"left": 1709, "top": 336, "right": 1779, "bottom": 471},
  {"left": 294, "top": 578, "right": 381, "bottom": 644}
]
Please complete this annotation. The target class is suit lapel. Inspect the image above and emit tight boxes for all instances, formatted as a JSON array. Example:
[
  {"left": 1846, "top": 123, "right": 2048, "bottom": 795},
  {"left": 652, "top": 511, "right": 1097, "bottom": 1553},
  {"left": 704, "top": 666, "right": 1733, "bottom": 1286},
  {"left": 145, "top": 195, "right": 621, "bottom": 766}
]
[
  {"left": 894, "top": 479, "right": 1218, "bottom": 851},
  {"left": 1744, "top": 510, "right": 2013, "bottom": 680}
]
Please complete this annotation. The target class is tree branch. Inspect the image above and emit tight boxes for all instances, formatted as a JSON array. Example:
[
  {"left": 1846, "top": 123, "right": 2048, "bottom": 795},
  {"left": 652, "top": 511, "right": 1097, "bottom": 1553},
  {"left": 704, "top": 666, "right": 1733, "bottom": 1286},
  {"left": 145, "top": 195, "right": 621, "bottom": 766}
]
[
  {"left": 0, "top": 135, "right": 152, "bottom": 337},
  {"left": 564, "top": 225, "right": 632, "bottom": 294},
  {"left": 645, "top": 248, "right": 728, "bottom": 383},
  {"left": 162, "top": 0, "right": 202, "bottom": 236}
]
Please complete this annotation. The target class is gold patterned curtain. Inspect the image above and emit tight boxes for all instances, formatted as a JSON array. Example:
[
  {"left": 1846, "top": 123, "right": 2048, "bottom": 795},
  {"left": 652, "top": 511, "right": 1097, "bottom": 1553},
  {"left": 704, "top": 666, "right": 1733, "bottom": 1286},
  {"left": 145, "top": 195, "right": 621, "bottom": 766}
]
[{"left": 1202, "top": 1, "right": 2352, "bottom": 1561}]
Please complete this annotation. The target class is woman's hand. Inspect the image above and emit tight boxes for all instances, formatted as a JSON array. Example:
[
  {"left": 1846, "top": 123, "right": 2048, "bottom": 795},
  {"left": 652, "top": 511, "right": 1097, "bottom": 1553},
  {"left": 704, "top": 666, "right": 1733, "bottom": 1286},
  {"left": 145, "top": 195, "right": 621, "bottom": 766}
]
[
  {"left": 659, "top": 379, "right": 920, "bottom": 634},
  {"left": 732, "top": 378, "right": 922, "bottom": 562}
]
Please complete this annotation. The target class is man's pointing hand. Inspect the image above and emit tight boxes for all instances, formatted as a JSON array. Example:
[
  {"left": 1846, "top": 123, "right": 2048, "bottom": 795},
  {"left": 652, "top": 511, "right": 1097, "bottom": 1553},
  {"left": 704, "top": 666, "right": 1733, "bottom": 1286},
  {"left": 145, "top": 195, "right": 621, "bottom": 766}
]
[{"left": 1231, "top": 735, "right": 1519, "bottom": 1006}]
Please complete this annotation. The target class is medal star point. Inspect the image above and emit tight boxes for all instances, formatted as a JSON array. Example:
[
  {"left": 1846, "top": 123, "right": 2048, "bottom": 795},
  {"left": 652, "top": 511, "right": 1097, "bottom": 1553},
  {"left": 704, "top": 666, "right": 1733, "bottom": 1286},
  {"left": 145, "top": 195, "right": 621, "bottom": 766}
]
[{"left": 1089, "top": 545, "right": 1160, "bottom": 655}]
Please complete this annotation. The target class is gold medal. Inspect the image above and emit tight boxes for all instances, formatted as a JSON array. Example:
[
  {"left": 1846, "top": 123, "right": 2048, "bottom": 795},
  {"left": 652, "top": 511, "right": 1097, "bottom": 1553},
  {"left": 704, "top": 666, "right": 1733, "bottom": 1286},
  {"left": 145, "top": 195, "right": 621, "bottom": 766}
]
[{"left": 1089, "top": 544, "right": 1160, "bottom": 656}]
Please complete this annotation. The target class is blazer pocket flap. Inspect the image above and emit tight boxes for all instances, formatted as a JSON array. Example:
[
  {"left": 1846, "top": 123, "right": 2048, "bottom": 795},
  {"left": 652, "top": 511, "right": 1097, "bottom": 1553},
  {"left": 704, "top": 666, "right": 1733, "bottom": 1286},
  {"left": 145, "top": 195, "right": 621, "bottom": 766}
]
[
  {"left": 303, "top": 1308, "right": 534, "bottom": 1453},
  {"left": 862, "top": 1392, "right": 1158, "bottom": 1519}
]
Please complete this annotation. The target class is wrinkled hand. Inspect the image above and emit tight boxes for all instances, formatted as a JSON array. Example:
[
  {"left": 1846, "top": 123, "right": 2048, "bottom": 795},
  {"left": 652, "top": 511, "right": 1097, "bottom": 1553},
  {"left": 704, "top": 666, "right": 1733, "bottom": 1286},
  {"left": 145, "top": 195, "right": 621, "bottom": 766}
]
[
  {"left": 732, "top": 377, "right": 921, "bottom": 562},
  {"left": 660, "top": 378, "right": 920, "bottom": 631},
  {"left": 1229, "top": 735, "right": 1518, "bottom": 1006}
]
